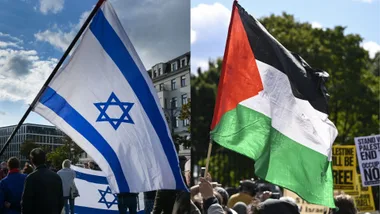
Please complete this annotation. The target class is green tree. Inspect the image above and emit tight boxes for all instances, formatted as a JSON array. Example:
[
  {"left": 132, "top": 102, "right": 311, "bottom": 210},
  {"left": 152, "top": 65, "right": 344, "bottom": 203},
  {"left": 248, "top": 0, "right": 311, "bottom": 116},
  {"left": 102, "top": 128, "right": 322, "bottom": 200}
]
[
  {"left": 370, "top": 52, "right": 380, "bottom": 76},
  {"left": 192, "top": 13, "right": 380, "bottom": 186},
  {"left": 179, "top": 99, "right": 191, "bottom": 133},
  {"left": 20, "top": 140, "right": 38, "bottom": 159},
  {"left": 258, "top": 13, "right": 379, "bottom": 144},
  {"left": 46, "top": 136, "right": 83, "bottom": 169}
]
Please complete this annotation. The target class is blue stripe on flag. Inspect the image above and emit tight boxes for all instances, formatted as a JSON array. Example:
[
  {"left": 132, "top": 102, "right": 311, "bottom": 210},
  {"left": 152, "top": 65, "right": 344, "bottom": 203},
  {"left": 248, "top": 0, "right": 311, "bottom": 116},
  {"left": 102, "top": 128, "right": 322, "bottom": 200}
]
[
  {"left": 74, "top": 206, "right": 145, "bottom": 214},
  {"left": 39, "top": 87, "right": 130, "bottom": 192},
  {"left": 89, "top": 9, "right": 186, "bottom": 190},
  {"left": 75, "top": 170, "right": 109, "bottom": 185}
]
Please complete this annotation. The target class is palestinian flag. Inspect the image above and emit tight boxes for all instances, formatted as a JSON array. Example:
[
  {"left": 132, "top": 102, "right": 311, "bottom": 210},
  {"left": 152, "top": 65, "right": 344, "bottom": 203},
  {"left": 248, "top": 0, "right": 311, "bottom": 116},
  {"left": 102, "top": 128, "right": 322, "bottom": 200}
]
[{"left": 210, "top": 1, "right": 338, "bottom": 207}]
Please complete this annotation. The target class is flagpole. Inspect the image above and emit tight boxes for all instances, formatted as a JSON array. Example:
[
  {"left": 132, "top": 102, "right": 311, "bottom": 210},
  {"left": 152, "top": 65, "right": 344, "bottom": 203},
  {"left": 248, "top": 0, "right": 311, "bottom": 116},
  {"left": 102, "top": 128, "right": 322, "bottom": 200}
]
[
  {"left": 204, "top": 138, "right": 213, "bottom": 178},
  {"left": 0, "top": 0, "right": 106, "bottom": 157},
  {"left": 204, "top": 0, "right": 237, "bottom": 180}
]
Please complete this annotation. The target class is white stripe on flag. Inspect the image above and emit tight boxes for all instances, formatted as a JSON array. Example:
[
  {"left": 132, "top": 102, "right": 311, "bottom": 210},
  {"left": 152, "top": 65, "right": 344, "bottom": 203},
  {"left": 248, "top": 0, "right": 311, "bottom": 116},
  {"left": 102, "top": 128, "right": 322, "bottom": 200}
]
[{"left": 33, "top": 0, "right": 187, "bottom": 193}]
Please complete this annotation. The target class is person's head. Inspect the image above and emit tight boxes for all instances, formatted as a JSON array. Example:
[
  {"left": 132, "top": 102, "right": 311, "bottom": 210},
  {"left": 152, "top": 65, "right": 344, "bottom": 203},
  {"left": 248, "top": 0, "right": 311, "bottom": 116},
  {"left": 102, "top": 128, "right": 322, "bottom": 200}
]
[
  {"left": 256, "top": 199, "right": 299, "bottom": 214},
  {"left": 22, "top": 163, "right": 34, "bottom": 175},
  {"left": 214, "top": 187, "right": 229, "bottom": 207},
  {"left": 29, "top": 148, "right": 46, "bottom": 167},
  {"left": 89, "top": 161, "right": 95, "bottom": 169},
  {"left": 1, "top": 161, "right": 7, "bottom": 169},
  {"left": 62, "top": 159, "right": 71, "bottom": 169},
  {"left": 184, "top": 159, "right": 191, "bottom": 186},
  {"left": 225, "top": 187, "right": 239, "bottom": 197},
  {"left": 280, "top": 197, "right": 299, "bottom": 212},
  {"left": 330, "top": 194, "right": 357, "bottom": 214},
  {"left": 233, "top": 202, "right": 248, "bottom": 214},
  {"left": 213, "top": 189, "right": 223, "bottom": 205},
  {"left": 7, "top": 157, "right": 20, "bottom": 170},
  {"left": 239, "top": 180, "right": 257, "bottom": 196}
]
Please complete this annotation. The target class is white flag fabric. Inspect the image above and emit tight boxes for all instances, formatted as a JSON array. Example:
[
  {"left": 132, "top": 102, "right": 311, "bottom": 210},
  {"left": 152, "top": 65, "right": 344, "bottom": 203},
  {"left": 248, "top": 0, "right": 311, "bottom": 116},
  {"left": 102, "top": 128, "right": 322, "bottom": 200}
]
[
  {"left": 71, "top": 166, "right": 145, "bottom": 213},
  {"left": 33, "top": 0, "right": 187, "bottom": 193}
]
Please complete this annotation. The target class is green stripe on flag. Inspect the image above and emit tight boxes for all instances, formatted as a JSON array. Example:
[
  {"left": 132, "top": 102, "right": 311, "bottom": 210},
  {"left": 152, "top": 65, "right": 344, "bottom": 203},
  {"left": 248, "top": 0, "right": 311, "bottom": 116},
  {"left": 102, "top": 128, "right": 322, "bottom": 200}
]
[{"left": 211, "top": 104, "right": 334, "bottom": 207}]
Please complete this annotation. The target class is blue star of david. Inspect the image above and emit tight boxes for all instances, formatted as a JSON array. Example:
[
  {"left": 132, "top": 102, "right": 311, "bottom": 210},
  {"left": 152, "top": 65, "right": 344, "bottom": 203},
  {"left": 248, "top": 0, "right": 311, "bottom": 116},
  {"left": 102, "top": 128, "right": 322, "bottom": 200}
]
[
  {"left": 98, "top": 186, "right": 118, "bottom": 209},
  {"left": 94, "top": 92, "right": 134, "bottom": 130}
]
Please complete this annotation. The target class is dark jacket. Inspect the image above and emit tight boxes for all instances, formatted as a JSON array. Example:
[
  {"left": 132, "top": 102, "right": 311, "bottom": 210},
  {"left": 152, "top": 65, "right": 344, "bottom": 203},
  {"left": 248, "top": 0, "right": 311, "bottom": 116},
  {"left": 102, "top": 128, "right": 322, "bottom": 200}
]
[
  {"left": 171, "top": 191, "right": 190, "bottom": 214},
  {"left": 152, "top": 190, "right": 178, "bottom": 214},
  {"left": 0, "top": 169, "right": 27, "bottom": 214},
  {"left": 21, "top": 165, "right": 64, "bottom": 214}
]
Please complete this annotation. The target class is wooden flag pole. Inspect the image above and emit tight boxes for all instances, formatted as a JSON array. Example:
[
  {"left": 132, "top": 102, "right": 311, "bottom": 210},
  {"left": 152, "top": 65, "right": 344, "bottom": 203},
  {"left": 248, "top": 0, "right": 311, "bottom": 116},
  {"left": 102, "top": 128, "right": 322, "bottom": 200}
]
[
  {"left": 204, "top": 138, "right": 213, "bottom": 178},
  {"left": 0, "top": 0, "right": 106, "bottom": 157}
]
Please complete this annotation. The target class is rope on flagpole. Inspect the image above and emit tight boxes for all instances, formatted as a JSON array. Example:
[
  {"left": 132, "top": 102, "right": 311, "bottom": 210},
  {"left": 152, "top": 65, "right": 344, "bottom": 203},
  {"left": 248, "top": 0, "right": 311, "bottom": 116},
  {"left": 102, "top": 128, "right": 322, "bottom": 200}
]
[{"left": 0, "top": 0, "right": 106, "bottom": 157}]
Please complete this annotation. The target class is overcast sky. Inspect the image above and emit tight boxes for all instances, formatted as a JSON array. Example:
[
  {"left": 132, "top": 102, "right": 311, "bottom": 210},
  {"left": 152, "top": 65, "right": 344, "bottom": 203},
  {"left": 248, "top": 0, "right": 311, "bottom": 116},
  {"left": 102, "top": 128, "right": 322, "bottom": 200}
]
[{"left": 0, "top": 0, "right": 190, "bottom": 127}]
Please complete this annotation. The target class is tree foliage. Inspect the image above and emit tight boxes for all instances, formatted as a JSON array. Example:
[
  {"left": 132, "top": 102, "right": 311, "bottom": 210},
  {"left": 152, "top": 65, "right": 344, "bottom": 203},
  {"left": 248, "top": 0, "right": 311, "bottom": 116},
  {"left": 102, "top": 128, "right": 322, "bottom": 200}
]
[
  {"left": 20, "top": 140, "right": 38, "bottom": 159},
  {"left": 46, "top": 136, "right": 84, "bottom": 170},
  {"left": 192, "top": 13, "right": 380, "bottom": 187}
]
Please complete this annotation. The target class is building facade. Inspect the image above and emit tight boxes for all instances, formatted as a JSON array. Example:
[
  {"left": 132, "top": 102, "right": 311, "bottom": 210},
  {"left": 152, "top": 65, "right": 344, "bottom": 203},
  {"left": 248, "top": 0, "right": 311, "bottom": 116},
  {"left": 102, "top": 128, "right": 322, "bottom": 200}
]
[
  {"left": 147, "top": 52, "right": 191, "bottom": 158},
  {"left": 0, "top": 123, "right": 65, "bottom": 163}
]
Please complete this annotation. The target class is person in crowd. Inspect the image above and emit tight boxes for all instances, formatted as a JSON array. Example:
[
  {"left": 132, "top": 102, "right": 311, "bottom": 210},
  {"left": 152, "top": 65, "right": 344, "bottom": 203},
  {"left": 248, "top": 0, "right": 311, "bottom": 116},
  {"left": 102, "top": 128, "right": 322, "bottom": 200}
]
[
  {"left": 21, "top": 148, "right": 64, "bottom": 214},
  {"left": 144, "top": 191, "right": 156, "bottom": 214},
  {"left": 21, "top": 163, "right": 33, "bottom": 175},
  {"left": 0, "top": 157, "right": 27, "bottom": 214},
  {"left": 232, "top": 202, "right": 247, "bottom": 214},
  {"left": 88, "top": 161, "right": 101, "bottom": 171},
  {"left": 190, "top": 200, "right": 201, "bottom": 214},
  {"left": 172, "top": 158, "right": 191, "bottom": 214},
  {"left": 255, "top": 182, "right": 281, "bottom": 202},
  {"left": 329, "top": 194, "right": 357, "bottom": 214},
  {"left": 117, "top": 192, "right": 139, "bottom": 214},
  {"left": 253, "top": 198, "right": 299, "bottom": 214},
  {"left": 198, "top": 177, "right": 224, "bottom": 214},
  {"left": 227, "top": 180, "right": 256, "bottom": 208},
  {"left": 0, "top": 162, "right": 9, "bottom": 180},
  {"left": 83, "top": 163, "right": 89, "bottom": 169},
  {"left": 225, "top": 187, "right": 238, "bottom": 200},
  {"left": 214, "top": 187, "right": 237, "bottom": 214},
  {"left": 88, "top": 161, "right": 95, "bottom": 170},
  {"left": 152, "top": 156, "right": 189, "bottom": 214},
  {"left": 57, "top": 159, "right": 77, "bottom": 214},
  {"left": 184, "top": 159, "right": 191, "bottom": 187}
]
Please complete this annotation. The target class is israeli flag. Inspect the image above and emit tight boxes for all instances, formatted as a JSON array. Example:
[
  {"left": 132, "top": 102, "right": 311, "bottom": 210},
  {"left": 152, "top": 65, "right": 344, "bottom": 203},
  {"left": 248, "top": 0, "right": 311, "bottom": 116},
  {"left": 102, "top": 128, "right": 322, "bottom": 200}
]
[
  {"left": 33, "top": 0, "right": 187, "bottom": 193},
  {"left": 71, "top": 166, "right": 144, "bottom": 213}
]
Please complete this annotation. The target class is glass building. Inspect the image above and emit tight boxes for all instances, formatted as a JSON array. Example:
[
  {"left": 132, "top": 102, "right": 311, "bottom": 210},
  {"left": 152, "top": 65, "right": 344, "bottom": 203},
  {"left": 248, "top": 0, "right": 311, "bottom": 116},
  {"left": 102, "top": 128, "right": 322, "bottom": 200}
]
[{"left": 0, "top": 123, "right": 65, "bottom": 163}]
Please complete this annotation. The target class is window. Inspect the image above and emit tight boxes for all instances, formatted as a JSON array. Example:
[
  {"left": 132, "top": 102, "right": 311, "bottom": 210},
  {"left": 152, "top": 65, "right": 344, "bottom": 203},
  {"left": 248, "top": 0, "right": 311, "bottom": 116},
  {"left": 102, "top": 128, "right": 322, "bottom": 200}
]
[
  {"left": 171, "top": 79, "right": 176, "bottom": 90},
  {"left": 159, "top": 83, "right": 164, "bottom": 91},
  {"left": 158, "top": 68, "right": 162, "bottom": 76},
  {"left": 153, "top": 69, "right": 157, "bottom": 78},
  {"left": 164, "top": 98, "right": 167, "bottom": 109},
  {"left": 181, "top": 75, "right": 186, "bottom": 87},
  {"left": 180, "top": 58, "right": 187, "bottom": 67},
  {"left": 171, "top": 62, "right": 178, "bottom": 71},
  {"left": 171, "top": 97, "right": 177, "bottom": 108},
  {"left": 183, "top": 119, "right": 189, "bottom": 126},
  {"left": 182, "top": 94, "right": 187, "bottom": 105},
  {"left": 174, "top": 117, "right": 179, "bottom": 128}
]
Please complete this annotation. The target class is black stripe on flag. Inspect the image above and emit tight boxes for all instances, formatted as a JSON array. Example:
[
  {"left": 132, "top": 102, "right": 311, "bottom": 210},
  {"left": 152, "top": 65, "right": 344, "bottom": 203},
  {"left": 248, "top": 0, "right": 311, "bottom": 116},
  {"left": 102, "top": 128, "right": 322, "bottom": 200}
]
[{"left": 235, "top": 2, "right": 330, "bottom": 114}]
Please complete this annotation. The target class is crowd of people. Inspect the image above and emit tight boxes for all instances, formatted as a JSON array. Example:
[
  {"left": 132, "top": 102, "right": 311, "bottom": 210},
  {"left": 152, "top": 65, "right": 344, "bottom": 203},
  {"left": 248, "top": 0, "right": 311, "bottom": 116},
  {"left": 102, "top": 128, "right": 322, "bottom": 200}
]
[
  {"left": 190, "top": 175, "right": 359, "bottom": 214},
  {"left": 0, "top": 148, "right": 361, "bottom": 214},
  {"left": 0, "top": 147, "right": 191, "bottom": 214}
]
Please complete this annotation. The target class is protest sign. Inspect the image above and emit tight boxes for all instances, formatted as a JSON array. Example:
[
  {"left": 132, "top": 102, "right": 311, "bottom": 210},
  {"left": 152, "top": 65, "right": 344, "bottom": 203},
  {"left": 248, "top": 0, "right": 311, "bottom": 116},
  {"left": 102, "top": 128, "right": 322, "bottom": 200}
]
[
  {"left": 354, "top": 175, "right": 376, "bottom": 212},
  {"left": 355, "top": 135, "right": 380, "bottom": 187},
  {"left": 332, "top": 145, "right": 359, "bottom": 195},
  {"left": 283, "top": 189, "right": 327, "bottom": 214}
]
